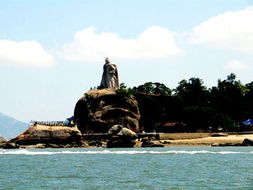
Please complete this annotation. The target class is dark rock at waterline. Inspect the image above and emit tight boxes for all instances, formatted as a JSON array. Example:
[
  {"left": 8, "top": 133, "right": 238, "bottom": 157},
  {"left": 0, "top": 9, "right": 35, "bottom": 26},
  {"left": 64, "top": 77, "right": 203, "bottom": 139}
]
[
  {"left": 211, "top": 133, "right": 228, "bottom": 137},
  {"left": 88, "top": 140, "right": 103, "bottom": 147},
  {"left": 141, "top": 141, "right": 164, "bottom": 147},
  {"left": 107, "top": 139, "right": 136, "bottom": 148},
  {"left": 160, "top": 140, "right": 171, "bottom": 144},
  {"left": 242, "top": 138, "right": 253, "bottom": 146},
  {"left": 1, "top": 142, "right": 19, "bottom": 149},
  {"left": 12, "top": 141, "right": 89, "bottom": 149},
  {"left": 211, "top": 142, "right": 241, "bottom": 146}
]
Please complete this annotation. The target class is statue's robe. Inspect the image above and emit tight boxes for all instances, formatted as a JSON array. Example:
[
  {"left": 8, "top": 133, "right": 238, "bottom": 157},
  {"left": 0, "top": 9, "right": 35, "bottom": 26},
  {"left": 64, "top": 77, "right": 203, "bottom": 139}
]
[{"left": 100, "top": 63, "right": 119, "bottom": 89}]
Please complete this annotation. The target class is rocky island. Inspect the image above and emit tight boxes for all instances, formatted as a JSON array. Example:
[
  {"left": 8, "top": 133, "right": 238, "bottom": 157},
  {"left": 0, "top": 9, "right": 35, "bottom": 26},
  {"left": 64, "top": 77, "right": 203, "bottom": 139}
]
[
  {"left": 1, "top": 58, "right": 253, "bottom": 148},
  {"left": 1, "top": 58, "right": 156, "bottom": 148}
]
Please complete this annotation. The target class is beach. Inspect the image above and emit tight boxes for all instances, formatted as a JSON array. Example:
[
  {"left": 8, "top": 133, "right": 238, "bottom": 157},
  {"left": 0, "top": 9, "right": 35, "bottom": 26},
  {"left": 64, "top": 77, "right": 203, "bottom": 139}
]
[{"left": 157, "top": 132, "right": 253, "bottom": 146}]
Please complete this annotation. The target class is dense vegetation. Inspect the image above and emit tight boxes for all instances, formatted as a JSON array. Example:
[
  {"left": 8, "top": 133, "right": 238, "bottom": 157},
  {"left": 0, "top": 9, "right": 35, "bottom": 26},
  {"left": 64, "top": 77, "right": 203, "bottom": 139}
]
[{"left": 117, "top": 73, "right": 253, "bottom": 132}]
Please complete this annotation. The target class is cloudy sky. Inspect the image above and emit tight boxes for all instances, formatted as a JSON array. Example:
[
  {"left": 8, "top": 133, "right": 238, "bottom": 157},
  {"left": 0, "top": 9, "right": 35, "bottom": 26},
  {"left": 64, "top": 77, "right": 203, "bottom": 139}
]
[{"left": 0, "top": 0, "right": 253, "bottom": 122}]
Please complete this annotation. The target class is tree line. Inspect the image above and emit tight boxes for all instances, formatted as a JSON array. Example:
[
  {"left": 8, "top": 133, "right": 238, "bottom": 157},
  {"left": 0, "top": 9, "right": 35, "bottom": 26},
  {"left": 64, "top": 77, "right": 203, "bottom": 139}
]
[{"left": 117, "top": 73, "right": 253, "bottom": 132}]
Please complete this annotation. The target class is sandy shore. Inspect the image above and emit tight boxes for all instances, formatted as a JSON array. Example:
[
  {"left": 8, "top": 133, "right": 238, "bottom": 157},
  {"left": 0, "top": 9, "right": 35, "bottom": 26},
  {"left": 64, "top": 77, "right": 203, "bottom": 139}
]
[{"left": 157, "top": 133, "right": 253, "bottom": 146}]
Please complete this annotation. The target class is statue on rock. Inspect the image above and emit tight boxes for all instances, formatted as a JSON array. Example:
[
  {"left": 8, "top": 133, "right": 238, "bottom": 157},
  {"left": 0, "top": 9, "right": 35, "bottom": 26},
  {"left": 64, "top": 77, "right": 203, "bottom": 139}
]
[{"left": 99, "top": 57, "right": 119, "bottom": 90}]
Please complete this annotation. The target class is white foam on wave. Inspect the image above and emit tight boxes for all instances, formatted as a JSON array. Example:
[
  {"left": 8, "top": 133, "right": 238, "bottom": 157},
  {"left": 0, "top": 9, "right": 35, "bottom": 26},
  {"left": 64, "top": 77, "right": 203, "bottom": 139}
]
[{"left": 1, "top": 149, "right": 253, "bottom": 155}]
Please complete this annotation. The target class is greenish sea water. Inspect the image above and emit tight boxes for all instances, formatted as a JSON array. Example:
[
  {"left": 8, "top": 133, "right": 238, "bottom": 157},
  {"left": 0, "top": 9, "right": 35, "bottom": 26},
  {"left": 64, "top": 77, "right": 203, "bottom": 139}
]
[{"left": 1, "top": 147, "right": 253, "bottom": 190}]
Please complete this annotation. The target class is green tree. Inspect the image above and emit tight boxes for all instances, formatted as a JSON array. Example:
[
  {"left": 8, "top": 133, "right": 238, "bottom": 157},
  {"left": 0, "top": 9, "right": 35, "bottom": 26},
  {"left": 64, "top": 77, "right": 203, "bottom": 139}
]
[
  {"left": 210, "top": 73, "right": 247, "bottom": 130},
  {"left": 173, "top": 77, "right": 211, "bottom": 131},
  {"left": 134, "top": 82, "right": 171, "bottom": 96},
  {"left": 175, "top": 77, "right": 209, "bottom": 106},
  {"left": 244, "top": 81, "right": 253, "bottom": 119}
]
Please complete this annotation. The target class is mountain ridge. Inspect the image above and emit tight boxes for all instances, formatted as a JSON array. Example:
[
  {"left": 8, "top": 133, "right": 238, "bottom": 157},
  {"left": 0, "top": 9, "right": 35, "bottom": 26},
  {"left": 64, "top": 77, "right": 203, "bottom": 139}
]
[{"left": 0, "top": 112, "right": 28, "bottom": 139}]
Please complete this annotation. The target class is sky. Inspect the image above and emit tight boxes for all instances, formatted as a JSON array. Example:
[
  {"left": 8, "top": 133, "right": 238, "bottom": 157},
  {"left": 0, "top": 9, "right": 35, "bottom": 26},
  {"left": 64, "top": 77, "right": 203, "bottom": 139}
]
[{"left": 0, "top": 0, "right": 253, "bottom": 122}]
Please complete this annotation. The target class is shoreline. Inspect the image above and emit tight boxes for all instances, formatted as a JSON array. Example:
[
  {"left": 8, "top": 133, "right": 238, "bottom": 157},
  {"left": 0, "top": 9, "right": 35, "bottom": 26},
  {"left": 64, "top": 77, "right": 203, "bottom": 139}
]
[
  {"left": 2, "top": 132, "right": 253, "bottom": 149},
  {"left": 155, "top": 133, "right": 253, "bottom": 147}
]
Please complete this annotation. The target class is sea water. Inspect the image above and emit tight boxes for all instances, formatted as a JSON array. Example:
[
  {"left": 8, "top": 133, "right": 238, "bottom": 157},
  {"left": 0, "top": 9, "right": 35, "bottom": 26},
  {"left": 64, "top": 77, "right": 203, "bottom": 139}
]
[{"left": 1, "top": 147, "right": 253, "bottom": 190}]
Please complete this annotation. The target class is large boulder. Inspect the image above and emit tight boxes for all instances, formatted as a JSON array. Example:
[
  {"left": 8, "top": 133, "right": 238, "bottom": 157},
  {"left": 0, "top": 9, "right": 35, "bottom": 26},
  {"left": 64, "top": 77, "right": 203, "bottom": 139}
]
[
  {"left": 108, "top": 125, "right": 137, "bottom": 138},
  {"left": 8, "top": 124, "right": 82, "bottom": 146},
  {"left": 74, "top": 89, "right": 140, "bottom": 134},
  {"left": 107, "top": 124, "right": 123, "bottom": 135},
  {"left": 107, "top": 125, "right": 137, "bottom": 148},
  {"left": 242, "top": 138, "right": 253, "bottom": 146}
]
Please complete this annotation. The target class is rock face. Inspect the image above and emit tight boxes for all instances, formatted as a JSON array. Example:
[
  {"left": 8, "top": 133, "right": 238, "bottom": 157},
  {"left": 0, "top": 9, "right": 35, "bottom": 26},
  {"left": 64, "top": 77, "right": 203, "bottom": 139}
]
[
  {"left": 9, "top": 124, "right": 82, "bottom": 145},
  {"left": 108, "top": 125, "right": 137, "bottom": 138},
  {"left": 74, "top": 89, "right": 140, "bottom": 134},
  {"left": 0, "top": 136, "right": 7, "bottom": 144},
  {"left": 107, "top": 125, "right": 138, "bottom": 148}
]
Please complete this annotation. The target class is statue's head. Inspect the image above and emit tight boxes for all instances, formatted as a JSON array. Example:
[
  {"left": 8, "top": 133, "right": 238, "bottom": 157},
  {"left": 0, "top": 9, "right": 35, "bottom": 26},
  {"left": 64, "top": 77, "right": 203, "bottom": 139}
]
[{"left": 105, "top": 57, "right": 110, "bottom": 64}]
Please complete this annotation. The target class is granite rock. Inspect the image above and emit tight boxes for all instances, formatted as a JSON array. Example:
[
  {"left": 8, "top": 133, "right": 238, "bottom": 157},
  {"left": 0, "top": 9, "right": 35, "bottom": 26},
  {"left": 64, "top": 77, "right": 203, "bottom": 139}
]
[
  {"left": 242, "top": 138, "right": 253, "bottom": 146},
  {"left": 8, "top": 124, "right": 82, "bottom": 146},
  {"left": 74, "top": 89, "right": 140, "bottom": 134}
]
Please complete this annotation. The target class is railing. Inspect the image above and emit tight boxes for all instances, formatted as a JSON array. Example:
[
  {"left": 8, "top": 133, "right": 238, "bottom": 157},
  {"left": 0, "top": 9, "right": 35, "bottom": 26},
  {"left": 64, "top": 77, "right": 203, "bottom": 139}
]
[
  {"left": 82, "top": 132, "right": 160, "bottom": 140},
  {"left": 30, "top": 121, "right": 75, "bottom": 127}
]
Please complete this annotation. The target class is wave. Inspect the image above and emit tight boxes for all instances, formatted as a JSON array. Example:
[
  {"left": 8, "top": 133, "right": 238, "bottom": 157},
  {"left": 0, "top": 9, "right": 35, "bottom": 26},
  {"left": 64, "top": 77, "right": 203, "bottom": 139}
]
[{"left": 1, "top": 149, "right": 253, "bottom": 155}]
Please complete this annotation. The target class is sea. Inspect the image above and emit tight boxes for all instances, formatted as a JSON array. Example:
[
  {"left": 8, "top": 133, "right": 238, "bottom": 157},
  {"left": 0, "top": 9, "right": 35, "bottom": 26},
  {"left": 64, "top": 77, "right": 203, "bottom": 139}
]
[{"left": 1, "top": 147, "right": 253, "bottom": 190}]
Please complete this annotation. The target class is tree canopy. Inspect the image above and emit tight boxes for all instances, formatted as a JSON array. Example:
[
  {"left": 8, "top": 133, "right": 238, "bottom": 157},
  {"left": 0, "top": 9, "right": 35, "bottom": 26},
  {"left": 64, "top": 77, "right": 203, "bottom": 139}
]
[{"left": 119, "top": 73, "right": 253, "bottom": 132}]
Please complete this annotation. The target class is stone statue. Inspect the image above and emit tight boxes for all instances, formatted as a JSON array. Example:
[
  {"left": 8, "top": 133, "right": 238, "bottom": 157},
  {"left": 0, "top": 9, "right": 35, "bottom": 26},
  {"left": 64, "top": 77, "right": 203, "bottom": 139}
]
[{"left": 99, "top": 58, "right": 119, "bottom": 90}]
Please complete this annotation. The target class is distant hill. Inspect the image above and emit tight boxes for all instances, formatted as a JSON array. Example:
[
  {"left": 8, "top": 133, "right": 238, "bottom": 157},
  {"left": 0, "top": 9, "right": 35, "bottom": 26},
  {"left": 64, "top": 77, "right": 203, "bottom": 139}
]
[{"left": 0, "top": 112, "right": 29, "bottom": 139}]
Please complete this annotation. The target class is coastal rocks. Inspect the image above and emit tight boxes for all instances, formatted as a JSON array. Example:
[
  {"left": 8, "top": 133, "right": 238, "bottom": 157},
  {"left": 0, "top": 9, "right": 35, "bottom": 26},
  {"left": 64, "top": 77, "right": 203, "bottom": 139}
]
[
  {"left": 108, "top": 125, "right": 137, "bottom": 138},
  {"left": 107, "top": 125, "right": 138, "bottom": 148},
  {"left": 107, "top": 139, "right": 136, "bottom": 148},
  {"left": 211, "top": 142, "right": 241, "bottom": 147},
  {"left": 0, "top": 136, "right": 7, "bottom": 144},
  {"left": 241, "top": 138, "right": 253, "bottom": 146},
  {"left": 1, "top": 142, "right": 19, "bottom": 149},
  {"left": 211, "top": 133, "right": 228, "bottom": 137},
  {"left": 74, "top": 89, "right": 140, "bottom": 134},
  {"left": 141, "top": 139, "right": 164, "bottom": 147},
  {"left": 160, "top": 140, "right": 171, "bottom": 144},
  {"left": 141, "top": 141, "right": 164, "bottom": 147},
  {"left": 8, "top": 124, "right": 82, "bottom": 146},
  {"left": 107, "top": 124, "right": 123, "bottom": 135}
]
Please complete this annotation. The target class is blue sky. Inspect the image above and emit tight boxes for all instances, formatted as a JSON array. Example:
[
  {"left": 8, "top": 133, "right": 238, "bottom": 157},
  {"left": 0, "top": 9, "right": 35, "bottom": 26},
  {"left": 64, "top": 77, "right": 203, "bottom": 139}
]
[{"left": 0, "top": 0, "right": 253, "bottom": 122}]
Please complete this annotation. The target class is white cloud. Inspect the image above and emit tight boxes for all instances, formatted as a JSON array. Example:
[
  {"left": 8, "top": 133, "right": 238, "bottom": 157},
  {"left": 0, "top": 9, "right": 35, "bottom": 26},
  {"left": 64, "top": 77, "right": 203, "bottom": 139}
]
[
  {"left": 190, "top": 6, "right": 253, "bottom": 52},
  {"left": 60, "top": 26, "right": 182, "bottom": 62},
  {"left": 0, "top": 40, "right": 55, "bottom": 67},
  {"left": 225, "top": 60, "right": 248, "bottom": 70}
]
